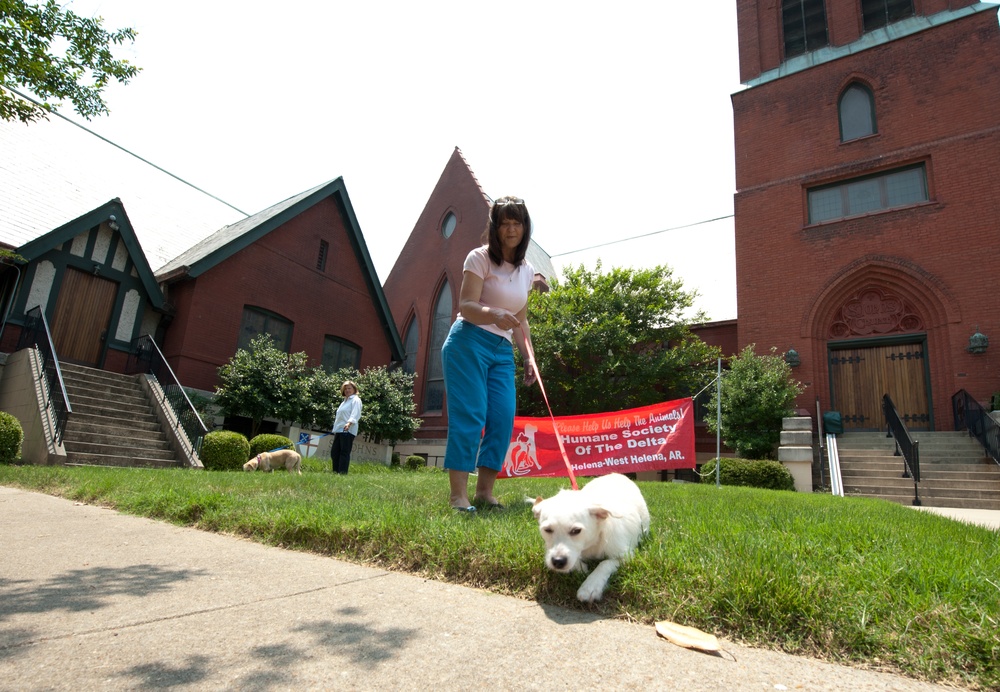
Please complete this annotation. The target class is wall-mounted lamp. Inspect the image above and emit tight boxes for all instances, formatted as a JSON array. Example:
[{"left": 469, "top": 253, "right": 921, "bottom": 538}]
[
  {"left": 93, "top": 263, "right": 101, "bottom": 276},
  {"left": 784, "top": 348, "right": 801, "bottom": 367},
  {"left": 108, "top": 214, "right": 120, "bottom": 232},
  {"left": 967, "top": 326, "right": 988, "bottom": 354}
]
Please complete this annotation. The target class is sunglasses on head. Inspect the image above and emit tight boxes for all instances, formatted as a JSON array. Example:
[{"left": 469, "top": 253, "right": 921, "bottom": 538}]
[{"left": 493, "top": 197, "right": 524, "bottom": 206}]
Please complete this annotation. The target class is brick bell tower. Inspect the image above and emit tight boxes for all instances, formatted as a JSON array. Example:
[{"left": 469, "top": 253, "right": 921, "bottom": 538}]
[{"left": 731, "top": 0, "right": 1000, "bottom": 431}]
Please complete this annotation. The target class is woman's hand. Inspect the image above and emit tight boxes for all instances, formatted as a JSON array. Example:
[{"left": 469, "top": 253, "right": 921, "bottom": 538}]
[
  {"left": 490, "top": 308, "right": 521, "bottom": 331},
  {"left": 523, "top": 360, "right": 537, "bottom": 386}
]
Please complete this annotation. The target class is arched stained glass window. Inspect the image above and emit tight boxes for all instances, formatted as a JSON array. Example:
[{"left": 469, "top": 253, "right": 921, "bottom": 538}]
[
  {"left": 423, "top": 280, "right": 452, "bottom": 412},
  {"left": 403, "top": 315, "right": 419, "bottom": 374}
]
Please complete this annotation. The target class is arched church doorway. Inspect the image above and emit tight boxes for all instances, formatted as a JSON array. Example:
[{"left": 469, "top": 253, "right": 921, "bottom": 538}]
[{"left": 825, "top": 287, "right": 932, "bottom": 432}]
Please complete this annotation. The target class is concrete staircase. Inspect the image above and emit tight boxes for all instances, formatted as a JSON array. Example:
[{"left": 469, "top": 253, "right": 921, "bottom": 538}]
[
  {"left": 60, "top": 362, "right": 184, "bottom": 469},
  {"left": 836, "top": 431, "right": 1000, "bottom": 509}
]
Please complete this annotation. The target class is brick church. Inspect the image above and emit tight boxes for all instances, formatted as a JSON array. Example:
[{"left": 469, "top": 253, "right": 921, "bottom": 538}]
[{"left": 733, "top": 0, "right": 999, "bottom": 431}]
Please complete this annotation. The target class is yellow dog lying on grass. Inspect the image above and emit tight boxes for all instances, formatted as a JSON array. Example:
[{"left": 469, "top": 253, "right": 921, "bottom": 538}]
[{"left": 243, "top": 449, "right": 302, "bottom": 474}]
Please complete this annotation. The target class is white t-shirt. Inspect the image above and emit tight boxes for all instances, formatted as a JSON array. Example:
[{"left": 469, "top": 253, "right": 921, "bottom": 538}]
[{"left": 458, "top": 246, "right": 535, "bottom": 341}]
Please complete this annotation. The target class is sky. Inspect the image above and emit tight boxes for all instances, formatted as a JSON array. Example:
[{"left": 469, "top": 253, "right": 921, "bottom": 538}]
[{"left": 59, "top": 1, "right": 743, "bottom": 321}]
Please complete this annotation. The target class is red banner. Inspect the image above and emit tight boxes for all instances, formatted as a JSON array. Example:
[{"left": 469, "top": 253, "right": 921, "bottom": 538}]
[{"left": 500, "top": 398, "right": 695, "bottom": 478}]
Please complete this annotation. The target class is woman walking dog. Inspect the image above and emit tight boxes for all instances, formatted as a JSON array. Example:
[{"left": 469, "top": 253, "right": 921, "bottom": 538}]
[{"left": 441, "top": 196, "right": 538, "bottom": 511}]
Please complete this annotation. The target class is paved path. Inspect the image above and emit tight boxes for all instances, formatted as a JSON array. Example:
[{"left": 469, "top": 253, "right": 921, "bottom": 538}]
[
  {"left": 0, "top": 487, "right": 972, "bottom": 691},
  {"left": 912, "top": 505, "right": 1000, "bottom": 530}
]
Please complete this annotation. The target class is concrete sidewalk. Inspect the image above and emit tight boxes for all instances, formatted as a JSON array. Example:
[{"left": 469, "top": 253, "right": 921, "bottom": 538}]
[
  {"left": 0, "top": 487, "right": 965, "bottom": 691},
  {"left": 912, "top": 505, "right": 1000, "bottom": 530}
]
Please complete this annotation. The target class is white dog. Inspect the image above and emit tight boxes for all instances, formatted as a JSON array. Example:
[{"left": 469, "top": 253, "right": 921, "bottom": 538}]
[
  {"left": 243, "top": 449, "right": 302, "bottom": 474},
  {"left": 532, "top": 473, "right": 650, "bottom": 602}
]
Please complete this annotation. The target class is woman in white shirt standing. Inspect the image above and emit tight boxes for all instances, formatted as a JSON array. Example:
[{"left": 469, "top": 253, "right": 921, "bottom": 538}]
[
  {"left": 441, "top": 196, "right": 537, "bottom": 511},
  {"left": 332, "top": 380, "right": 362, "bottom": 474}
]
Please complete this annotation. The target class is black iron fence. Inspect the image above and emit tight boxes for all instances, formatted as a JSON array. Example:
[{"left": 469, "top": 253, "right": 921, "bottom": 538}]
[
  {"left": 882, "top": 393, "right": 921, "bottom": 505},
  {"left": 15, "top": 306, "right": 72, "bottom": 444},
  {"left": 125, "top": 334, "right": 208, "bottom": 453},
  {"left": 952, "top": 389, "right": 1000, "bottom": 466}
]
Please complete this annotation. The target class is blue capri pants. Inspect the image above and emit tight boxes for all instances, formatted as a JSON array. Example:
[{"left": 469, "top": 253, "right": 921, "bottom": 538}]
[{"left": 442, "top": 320, "right": 516, "bottom": 473}]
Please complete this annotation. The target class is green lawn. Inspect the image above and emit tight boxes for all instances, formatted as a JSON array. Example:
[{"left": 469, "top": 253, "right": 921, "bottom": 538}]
[{"left": 1, "top": 462, "right": 997, "bottom": 690}]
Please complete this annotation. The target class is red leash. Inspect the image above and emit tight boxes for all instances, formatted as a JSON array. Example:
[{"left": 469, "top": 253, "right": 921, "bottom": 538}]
[{"left": 523, "top": 335, "right": 579, "bottom": 490}]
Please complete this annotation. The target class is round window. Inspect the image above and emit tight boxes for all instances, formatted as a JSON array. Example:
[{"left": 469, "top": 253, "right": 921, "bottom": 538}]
[{"left": 441, "top": 211, "right": 457, "bottom": 239}]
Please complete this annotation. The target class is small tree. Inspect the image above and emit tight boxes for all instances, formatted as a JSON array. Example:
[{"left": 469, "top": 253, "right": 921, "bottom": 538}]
[
  {"left": 355, "top": 366, "right": 422, "bottom": 445},
  {"left": 1, "top": 1, "right": 140, "bottom": 123},
  {"left": 214, "top": 335, "right": 310, "bottom": 438},
  {"left": 705, "top": 344, "right": 804, "bottom": 460},
  {"left": 517, "top": 262, "right": 721, "bottom": 416}
]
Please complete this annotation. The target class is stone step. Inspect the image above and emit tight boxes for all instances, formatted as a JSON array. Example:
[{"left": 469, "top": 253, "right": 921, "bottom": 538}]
[
  {"left": 64, "top": 430, "right": 172, "bottom": 453},
  {"left": 66, "top": 413, "right": 164, "bottom": 435},
  {"left": 64, "top": 439, "right": 176, "bottom": 461},
  {"left": 68, "top": 398, "right": 158, "bottom": 423},
  {"left": 841, "top": 472, "right": 1000, "bottom": 490},
  {"left": 64, "top": 452, "right": 182, "bottom": 469},
  {"left": 65, "top": 381, "right": 148, "bottom": 406},
  {"left": 828, "top": 431, "right": 1000, "bottom": 510},
  {"left": 839, "top": 459, "right": 997, "bottom": 474},
  {"left": 55, "top": 363, "right": 184, "bottom": 469}
]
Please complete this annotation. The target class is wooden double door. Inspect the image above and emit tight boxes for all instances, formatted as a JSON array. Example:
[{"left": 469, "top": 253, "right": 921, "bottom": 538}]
[
  {"left": 50, "top": 268, "right": 118, "bottom": 367},
  {"left": 828, "top": 340, "right": 931, "bottom": 431}
]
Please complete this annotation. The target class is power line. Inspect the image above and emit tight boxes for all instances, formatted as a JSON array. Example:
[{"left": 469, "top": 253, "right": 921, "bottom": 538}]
[
  {"left": 5, "top": 86, "right": 250, "bottom": 216},
  {"left": 548, "top": 214, "right": 734, "bottom": 258}
]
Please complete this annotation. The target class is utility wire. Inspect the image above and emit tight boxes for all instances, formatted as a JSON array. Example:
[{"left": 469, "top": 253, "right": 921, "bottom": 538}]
[
  {"left": 8, "top": 86, "right": 734, "bottom": 251},
  {"left": 5, "top": 86, "right": 251, "bottom": 216},
  {"left": 549, "top": 214, "right": 734, "bottom": 258}
]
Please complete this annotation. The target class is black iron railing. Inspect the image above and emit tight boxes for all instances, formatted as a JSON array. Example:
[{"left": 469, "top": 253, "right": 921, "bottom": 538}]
[
  {"left": 15, "top": 306, "right": 72, "bottom": 444},
  {"left": 952, "top": 389, "right": 1000, "bottom": 466},
  {"left": 882, "top": 393, "right": 920, "bottom": 506},
  {"left": 125, "top": 335, "right": 208, "bottom": 452}
]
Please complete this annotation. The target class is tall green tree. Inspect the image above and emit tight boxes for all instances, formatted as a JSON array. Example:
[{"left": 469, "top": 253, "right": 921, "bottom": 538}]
[
  {"left": 517, "top": 262, "right": 721, "bottom": 416},
  {"left": 704, "top": 344, "right": 804, "bottom": 460},
  {"left": 214, "top": 335, "right": 310, "bottom": 438},
  {"left": 1, "top": 0, "right": 140, "bottom": 123}
]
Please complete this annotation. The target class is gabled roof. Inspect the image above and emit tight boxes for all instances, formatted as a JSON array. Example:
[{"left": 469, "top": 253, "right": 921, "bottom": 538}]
[
  {"left": 156, "top": 178, "right": 331, "bottom": 278},
  {"left": 156, "top": 177, "right": 405, "bottom": 362},
  {"left": 0, "top": 111, "right": 246, "bottom": 272},
  {"left": 16, "top": 199, "right": 166, "bottom": 310}
]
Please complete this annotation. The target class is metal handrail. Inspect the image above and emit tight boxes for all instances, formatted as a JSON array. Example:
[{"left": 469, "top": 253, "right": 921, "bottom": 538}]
[
  {"left": 952, "top": 389, "right": 1000, "bottom": 465},
  {"left": 125, "top": 334, "right": 208, "bottom": 451},
  {"left": 882, "top": 393, "right": 920, "bottom": 506},
  {"left": 15, "top": 306, "right": 72, "bottom": 444}
]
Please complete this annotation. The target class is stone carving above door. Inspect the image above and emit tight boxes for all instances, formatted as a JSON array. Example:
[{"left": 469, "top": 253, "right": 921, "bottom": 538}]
[{"left": 829, "top": 286, "right": 924, "bottom": 339}]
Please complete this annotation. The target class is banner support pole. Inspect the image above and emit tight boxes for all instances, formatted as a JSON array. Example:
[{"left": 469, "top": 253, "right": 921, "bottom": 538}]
[{"left": 716, "top": 357, "right": 721, "bottom": 488}]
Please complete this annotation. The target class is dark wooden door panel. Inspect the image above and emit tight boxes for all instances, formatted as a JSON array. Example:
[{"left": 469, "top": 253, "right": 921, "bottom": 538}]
[{"left": 51, "top": 268, "right": 117, "bottom": 366}]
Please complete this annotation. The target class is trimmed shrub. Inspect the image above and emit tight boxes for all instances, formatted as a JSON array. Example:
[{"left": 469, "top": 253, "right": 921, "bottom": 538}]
[
  {"left": 700, "top": 457, "right": 795, "bottom": 491},
  {"left": 0, "top": 411, "right": 23, "bottom": 463},
  {"left": 405, "top": 454, "right": 427, "bottom": 470},
  {"left": 390, "top": 451, "right": 401, "bottom": 467},
  {"left": 200, "top": 430, "right": 250, "bottom": 471},
  {"left": 249, "top": 434, "right": 295, "bottom": 458}
]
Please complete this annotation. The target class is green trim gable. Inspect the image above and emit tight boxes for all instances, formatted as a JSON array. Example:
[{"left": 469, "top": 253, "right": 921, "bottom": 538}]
[
  {"left": 157, "top": 178, "right": 404, "bottom": 363},
  {"left": 17, "top": 199, "right": 165, "bottom": 311}
]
